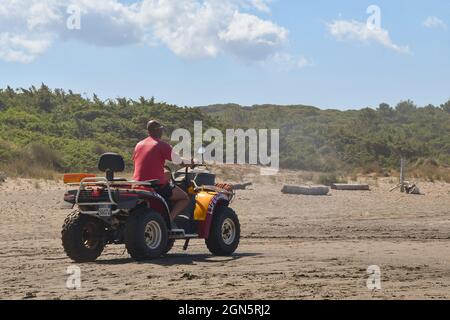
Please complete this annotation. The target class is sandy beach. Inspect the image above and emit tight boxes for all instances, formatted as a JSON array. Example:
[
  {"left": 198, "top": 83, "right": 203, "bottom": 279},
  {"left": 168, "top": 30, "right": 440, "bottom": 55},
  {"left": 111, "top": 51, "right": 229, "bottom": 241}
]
[{"left": 0, "top": 175, "right": 449, "bottom": 299}]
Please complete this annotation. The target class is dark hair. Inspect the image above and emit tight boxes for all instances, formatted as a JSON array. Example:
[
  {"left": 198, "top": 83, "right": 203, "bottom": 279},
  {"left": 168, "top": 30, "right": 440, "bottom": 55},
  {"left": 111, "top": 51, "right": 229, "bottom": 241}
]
[{"left": 147, "top": 120, "right": 164, "bottom": 132}]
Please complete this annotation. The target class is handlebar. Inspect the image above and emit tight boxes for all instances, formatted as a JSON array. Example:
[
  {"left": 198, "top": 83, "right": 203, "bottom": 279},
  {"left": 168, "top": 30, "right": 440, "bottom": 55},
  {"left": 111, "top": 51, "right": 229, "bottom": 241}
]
[{"left": 173, "top": 159, "right": 208, "bottom": 172}]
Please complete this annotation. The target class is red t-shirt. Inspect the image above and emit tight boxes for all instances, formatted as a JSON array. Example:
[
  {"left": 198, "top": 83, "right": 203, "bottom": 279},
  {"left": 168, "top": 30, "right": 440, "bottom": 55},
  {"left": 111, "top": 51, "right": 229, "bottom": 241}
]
[{"left": 133, "top": 137, "right": 173, "bottom": 185}]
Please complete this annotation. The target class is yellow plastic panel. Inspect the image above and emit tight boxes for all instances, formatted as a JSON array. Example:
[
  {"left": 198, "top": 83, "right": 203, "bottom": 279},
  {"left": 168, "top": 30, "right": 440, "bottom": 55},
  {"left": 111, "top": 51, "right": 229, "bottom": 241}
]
[{"left": 194, "top": 191, "right": 217, "bottom": 221}]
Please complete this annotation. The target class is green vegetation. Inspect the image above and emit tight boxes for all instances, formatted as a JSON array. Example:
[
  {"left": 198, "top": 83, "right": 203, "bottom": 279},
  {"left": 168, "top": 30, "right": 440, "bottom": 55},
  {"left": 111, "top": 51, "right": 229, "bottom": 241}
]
[
  {"left": 1, "top": 85, "right": 449, "bottom": 180},
  {"left": 199, "top": 102, "right": 450, "bottom": 176},
  {"left": 0, "top": 84, "right": 219, "bottom": 177}
]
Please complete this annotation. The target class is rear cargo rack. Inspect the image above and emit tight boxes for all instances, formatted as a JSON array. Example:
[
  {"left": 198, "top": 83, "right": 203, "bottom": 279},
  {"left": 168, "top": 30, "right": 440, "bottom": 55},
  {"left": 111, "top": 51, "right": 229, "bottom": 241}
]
[
  {"left": 74, "top": 177, "right": 159, "bottom": 215},
  {"left": 76, "top": 177, "right": 116, "bottom": 206}
]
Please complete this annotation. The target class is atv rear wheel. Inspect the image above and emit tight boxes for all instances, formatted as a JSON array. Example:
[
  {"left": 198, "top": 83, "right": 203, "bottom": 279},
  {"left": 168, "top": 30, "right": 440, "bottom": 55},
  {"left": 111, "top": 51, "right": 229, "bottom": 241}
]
[
  {"left": 205, "top": 207, "right": 240, "bottom": 256},
  {"left": 124, "top": 208, "right": 168, "bottom": 261},
  {"left": 61, "top": 211, "right": 106, "bottom": 262}
]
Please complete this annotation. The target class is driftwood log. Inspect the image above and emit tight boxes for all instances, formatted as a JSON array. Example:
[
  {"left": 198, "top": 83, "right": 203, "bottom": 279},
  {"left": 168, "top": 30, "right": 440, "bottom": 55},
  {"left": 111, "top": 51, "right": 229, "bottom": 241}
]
[
  {"left": 331, "top": 183, "right": 370, "bottom": 191},
  {"left": 232, "top": 182, "right": 253, "bottom": 190},
  {"left": 281, "top": 185, "right": 329, "bottom": 196},
  {"left": 389, "top": 181, "right": 424, "bottom": 195},
  {"left": 405, "top": 183, "right": 423, "bottom": 195}
]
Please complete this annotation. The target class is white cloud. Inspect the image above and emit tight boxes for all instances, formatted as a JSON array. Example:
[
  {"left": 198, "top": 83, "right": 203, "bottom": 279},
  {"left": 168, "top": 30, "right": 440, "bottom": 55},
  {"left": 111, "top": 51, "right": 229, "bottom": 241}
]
[
  {"left": 219, "top": 12, "right": 288, "bottom": 60},
  {"left": 138, "top": 1, "right": 237, "bottom": 59},
  {"left": 423, "top": 16, "right": 447, "bottom": 30},
  {"left": 266, "top": 52, "right": 312, "bottom": 71},
  {"left": 0, "top": 33, "right": 53, "bottom": 63},
  {"left": 0, "top": 0, "right": 290, "bottom": 63},
  {"left": 61, "top": 0, "right": 145, "bottom": 47},
  {"left": 249, "top": 0, "right": 271, "bottom": 14},
  {"left": 327, "top": 19, "right": 410, "bottom": 54}
]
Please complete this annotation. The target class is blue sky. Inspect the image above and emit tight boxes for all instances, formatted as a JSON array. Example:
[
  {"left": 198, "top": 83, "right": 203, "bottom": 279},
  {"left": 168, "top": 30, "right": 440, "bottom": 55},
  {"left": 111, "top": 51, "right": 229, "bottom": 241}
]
[{"left": 0, "top": 0, "right": 449, "bottom": 109}]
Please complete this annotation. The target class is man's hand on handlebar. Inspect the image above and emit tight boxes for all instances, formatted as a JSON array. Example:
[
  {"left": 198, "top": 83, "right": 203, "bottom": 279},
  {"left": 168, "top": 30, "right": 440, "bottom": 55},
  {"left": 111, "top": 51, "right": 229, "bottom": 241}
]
[
  {"left": 178, "top": 158, "right": 194, "bottom": 169},
  {"left": 172, "top": 152, "right": 206, "bottom": 170}
]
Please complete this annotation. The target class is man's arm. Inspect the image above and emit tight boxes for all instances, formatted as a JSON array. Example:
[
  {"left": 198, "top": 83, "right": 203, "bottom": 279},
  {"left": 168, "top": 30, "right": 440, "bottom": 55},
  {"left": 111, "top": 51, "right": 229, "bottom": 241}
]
[
  {"left": 171, "top": 152, "right": 193, "bottom": 167},
  {"left": 161, "top": 142, "right": 192, "bottom": 167}
]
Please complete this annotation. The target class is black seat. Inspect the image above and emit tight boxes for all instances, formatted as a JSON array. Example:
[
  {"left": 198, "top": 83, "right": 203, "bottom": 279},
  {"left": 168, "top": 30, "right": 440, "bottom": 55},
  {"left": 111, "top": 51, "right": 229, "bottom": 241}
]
[{"left": 98, "top": 153, "right": 125, "bottom": 181}]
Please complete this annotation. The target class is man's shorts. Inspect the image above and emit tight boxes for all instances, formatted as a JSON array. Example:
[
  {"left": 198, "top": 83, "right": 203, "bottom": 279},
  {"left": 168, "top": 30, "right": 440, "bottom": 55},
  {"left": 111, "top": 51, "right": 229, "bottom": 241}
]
[{"left": 156, "top": 181, "right": 175, "bottom": 202}]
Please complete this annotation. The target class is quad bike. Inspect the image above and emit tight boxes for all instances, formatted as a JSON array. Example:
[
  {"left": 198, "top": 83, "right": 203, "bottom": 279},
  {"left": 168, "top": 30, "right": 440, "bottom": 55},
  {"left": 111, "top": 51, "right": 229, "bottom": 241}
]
[{"left": 61, "top": 153, "right": 240, "bottom": 262}]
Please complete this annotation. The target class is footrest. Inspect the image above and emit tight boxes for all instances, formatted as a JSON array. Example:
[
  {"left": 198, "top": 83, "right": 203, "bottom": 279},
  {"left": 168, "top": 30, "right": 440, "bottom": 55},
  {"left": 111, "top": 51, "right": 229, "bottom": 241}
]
[
  {"left": 169, "top": 229, "right": 185, "bottom": 237},
  {"left": 169, "top": 230, "right": 199, "bottom": 240}
]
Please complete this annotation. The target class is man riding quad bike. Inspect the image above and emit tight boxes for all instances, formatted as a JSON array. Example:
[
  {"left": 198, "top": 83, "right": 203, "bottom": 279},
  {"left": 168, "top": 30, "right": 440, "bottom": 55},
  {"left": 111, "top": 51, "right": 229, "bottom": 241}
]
[{"left": 61, "top": 123, "right": 240, "bottom": 263}]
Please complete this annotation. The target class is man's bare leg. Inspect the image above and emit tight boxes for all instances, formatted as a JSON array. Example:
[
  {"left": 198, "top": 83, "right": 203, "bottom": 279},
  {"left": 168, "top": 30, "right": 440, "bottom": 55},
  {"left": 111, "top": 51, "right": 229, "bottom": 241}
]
[
  {"left": 163, "top": 169, "right": 172, "bottom": 185},
  {"left": 169, "top": 186, "right": 190, "bottom": 221}
]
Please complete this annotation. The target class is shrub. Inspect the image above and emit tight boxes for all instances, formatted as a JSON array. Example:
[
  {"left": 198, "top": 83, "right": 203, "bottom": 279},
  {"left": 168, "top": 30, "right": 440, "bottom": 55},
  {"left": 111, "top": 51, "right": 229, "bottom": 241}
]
[{"left": 27, "top": 142, "right": 63, "bottom": 170}]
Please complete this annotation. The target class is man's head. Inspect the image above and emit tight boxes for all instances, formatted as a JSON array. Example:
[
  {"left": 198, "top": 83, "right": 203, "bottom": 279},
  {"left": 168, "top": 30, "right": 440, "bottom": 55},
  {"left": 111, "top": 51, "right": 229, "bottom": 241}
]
[{"left": 147, "top": 120, "right": 164, "bottom": 139}]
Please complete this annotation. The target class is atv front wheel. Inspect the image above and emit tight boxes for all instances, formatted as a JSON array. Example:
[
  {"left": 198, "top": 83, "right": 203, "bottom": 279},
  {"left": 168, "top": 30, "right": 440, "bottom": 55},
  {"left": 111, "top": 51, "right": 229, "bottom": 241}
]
[
  {"left": 124, "top": 208, "right": 168, "bottom": 261},
  {"left": 205, "top": 207, "right": 240, "bottom": 256},
  {"left": 61, "top": 211, "right": 106, "bottom": 262}
]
